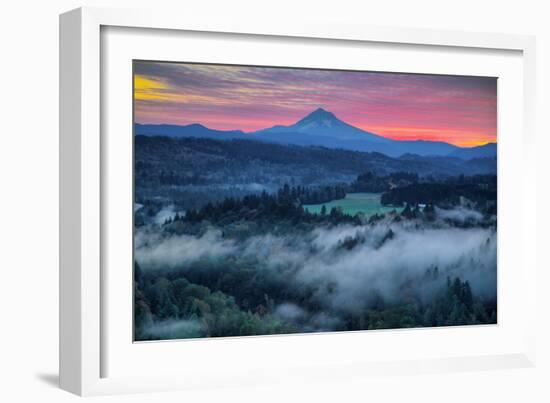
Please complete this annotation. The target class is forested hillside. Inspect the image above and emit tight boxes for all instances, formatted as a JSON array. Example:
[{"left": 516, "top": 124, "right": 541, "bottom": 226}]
[{"left": 135, "top": 136, "right": 496, "bottom": 212}]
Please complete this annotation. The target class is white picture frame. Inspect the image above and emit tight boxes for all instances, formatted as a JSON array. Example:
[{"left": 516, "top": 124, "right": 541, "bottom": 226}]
[{"left": 60, "top": 6, "right": 538, "bottom": 396}]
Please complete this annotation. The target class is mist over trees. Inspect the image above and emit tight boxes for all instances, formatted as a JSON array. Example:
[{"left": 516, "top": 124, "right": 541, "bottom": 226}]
[
  {"left": 135, "top": 213, "right": 496, "bottom": 339},
  {"left": 134, "top": 136, "right": 497, "bottom": 340}
]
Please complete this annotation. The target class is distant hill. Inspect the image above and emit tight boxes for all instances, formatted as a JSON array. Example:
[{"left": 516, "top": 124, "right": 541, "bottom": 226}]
[
  {"left": 135, "top": 108, "right": 496, "bottom": 159},
  {"left": 447, "top": 143, "right": 497, "bottom": 160},
  {"left": 135, "top": 135, "right": 497, "bottom": 184},
  {"left": 135, "top": 123, "right": 244, "bottom": 140}
]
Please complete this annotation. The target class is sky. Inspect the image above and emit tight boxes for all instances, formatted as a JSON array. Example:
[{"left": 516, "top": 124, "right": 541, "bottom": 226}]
[{"left": 134, "top": 61, "right": 497, "bottom": 147}]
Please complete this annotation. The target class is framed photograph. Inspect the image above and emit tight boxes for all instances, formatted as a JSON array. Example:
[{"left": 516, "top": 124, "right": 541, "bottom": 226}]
[{"left": 60, "top": 7, "right": 537, "bottom": 396}]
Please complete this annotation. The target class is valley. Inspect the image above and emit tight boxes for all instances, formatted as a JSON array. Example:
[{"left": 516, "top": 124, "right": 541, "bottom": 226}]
[
  {"left": 134, "top": 133, "right": 497, "bottom": 340},
  {"left": 303, "top": 192, "right": 399, "bottom": 217}
]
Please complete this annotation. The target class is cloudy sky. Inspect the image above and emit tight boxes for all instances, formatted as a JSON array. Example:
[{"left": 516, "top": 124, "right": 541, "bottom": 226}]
[{"left": 134, "top": 61, "right": 497, "bottom": 147}]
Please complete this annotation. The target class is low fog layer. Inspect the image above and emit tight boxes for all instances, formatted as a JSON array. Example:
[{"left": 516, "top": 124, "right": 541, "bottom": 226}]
[{"left": 136, "top": 207, "right": 496, "bottom": 335}]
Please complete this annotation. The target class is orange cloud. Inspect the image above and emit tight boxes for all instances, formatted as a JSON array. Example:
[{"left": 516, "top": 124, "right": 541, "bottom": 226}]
[{"left": 134, "top": 75, "right": 173, "bottom": 101}]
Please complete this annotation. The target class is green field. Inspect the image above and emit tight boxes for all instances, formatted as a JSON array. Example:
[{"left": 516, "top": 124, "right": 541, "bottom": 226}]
[{"left": 304, "top": 192, "right": 400, "bottom": 217}]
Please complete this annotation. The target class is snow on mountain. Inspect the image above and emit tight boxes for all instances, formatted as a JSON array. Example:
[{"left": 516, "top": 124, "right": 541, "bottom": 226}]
[
  {"left": 135, "top": 108, "right": 495, "bottom": 159},
  {"left": 253, "top": 108, "right": 390, "bottom": 143}
]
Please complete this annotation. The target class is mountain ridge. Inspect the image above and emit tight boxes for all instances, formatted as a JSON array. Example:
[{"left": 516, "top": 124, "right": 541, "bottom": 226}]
[{"left": 134, "top": 108, "right": 496, "bottom": 159}]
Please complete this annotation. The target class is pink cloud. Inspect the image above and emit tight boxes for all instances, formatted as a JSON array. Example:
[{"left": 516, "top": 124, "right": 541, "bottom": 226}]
[{"left": 134, "top": 62, "right": 497, "bottom": 147}]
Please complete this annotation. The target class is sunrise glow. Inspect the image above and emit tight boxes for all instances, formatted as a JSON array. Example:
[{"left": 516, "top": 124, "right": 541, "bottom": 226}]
[{"left": 134, "top": 62, "right": 497, "bottom": 148}]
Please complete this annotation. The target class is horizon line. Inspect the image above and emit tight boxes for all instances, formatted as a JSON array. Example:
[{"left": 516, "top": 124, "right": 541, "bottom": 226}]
[
  {"left": 134, "top": 120, "right": 497, "bottom": 149},
  {"left": 134, "top": 105, "right": 496, "bottom": 148}
]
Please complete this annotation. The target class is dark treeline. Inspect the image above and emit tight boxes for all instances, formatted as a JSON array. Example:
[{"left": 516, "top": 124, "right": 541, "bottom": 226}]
[
  {"left": 381, "top": 174, "right": 497, "bottom": 211},
  {"left": 351, "top": 171, "right": 419, "bottom": 193},
  {"left": 141, "top": 172, "right": 497, "bottom": 230},
  {"left": 291, "top": 184, "right": 346, "bottom": 205},
  {"left": 135, "top": 136, "right": 497, "bottom": 191},
  {"left": 173, "top": 183, "right": 355, "bottom": 227}
]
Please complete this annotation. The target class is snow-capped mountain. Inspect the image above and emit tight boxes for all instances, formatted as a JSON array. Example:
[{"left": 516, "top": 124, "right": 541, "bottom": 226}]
[
  {"left": 251, "top": 108, "right": 461, "bottom": 156},
  {"left": 135, "top": 108, "right": 496, "bottom": 159},
  {"left": 254, "top": 108, "right": 390, "bottom": 143}
]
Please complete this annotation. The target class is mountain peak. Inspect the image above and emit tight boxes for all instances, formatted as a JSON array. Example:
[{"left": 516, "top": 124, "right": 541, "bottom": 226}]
[
  {"left": 252, "top": 107, "right": 392, "bottom": 144},
  {"left": 301, "top": 107, "right": 337, "bottom": 122},
  {"left": 293, "top": 108, "right": 342, "bottom": 130}
]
